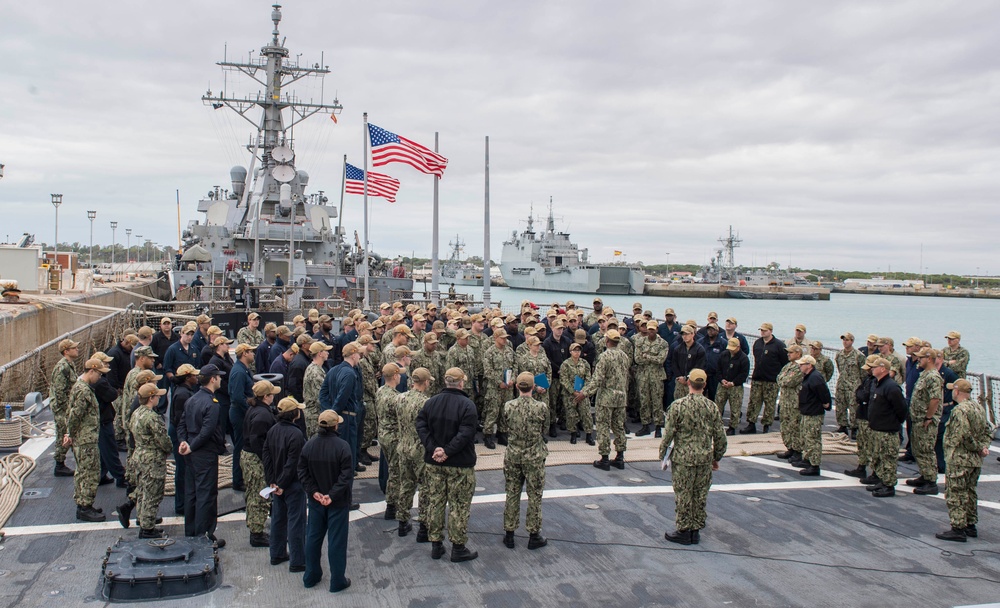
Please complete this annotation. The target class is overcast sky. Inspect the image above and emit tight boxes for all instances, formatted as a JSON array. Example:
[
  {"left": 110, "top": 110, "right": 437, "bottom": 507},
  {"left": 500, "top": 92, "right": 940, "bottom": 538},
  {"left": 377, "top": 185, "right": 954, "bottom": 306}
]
[{"left": 2, "top": 1, "right": 998, "bottom": 274}]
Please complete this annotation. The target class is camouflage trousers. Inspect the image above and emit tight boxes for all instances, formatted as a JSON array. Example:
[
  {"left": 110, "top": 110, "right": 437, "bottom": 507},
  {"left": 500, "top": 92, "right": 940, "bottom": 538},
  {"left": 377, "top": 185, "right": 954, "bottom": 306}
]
[
  {"left": 637, "top": 373, "right": 664, "bottom": 427},
  {"left": 595, "top": 406, "right": 627, "bottom": 456},
  {"left": 241, "top": 450, "right": 269, "bottom": 534},
  {"left": 482, "top": 386, "right": 513, "bottom": 435},
  {"left": 395, "top": 453, "right": 428, "bottom": 524},
  {"left": 672, "top": 463, "right": 713, "bottom": 531},
  {"left": 945, "top": 465, "right": 981, "bottom": 528},
  {"left": 381, "top": 441, "right": 398, "bottom": 510},
  {"left": 855, "top": 419, "right": 871, "bottom": 466},
  {"left": 362, "top": 400, "right": 378, "bottom": 450},
  {"left": 503, "top": 457, "right": 545, "bottom": 533},
  {"left": 563, "top": 391, "right": 593, "bottom": 434},
  {"left": 910, "top": 417, "right": 939, "bottom": 482},
  {"left": 113, "top": 399, "right": 126, "bottom": 442},
  {"left": 627, "top": 368, "right": 640, "bottom": 414},
  {"left": 673, "top": 381, "right": 690, "bottom": 402},
  {"left": 73, "top": 443, "right": 100, "bottom": 507},
  {"left": 779, "top": 398, "right": 802, "bottom": 450},
  {"left": 53, "top": 412, "right": 70, "bottom": 464},
  {"left": 746, "top": 381, "right": 779, "bottom": 426},
  {"left": 133, "top": 457, "right": 166, "bottom": 530},
  {"left": 869, "top": 429, "right": 901, "bottom": 486},
  {"left": 800, "top": 414, "right": 824, "bottom": 466},
  {"left": 424, "top": 465, "right": 476, "bottom": 545},
  {"left": 534, "top": 389, "right": 552, "bottom": 429},
  {"left": 835, "top": 384, "right": 858, "bottom": 429},
  {"left": 715, "top": 385, "right": 744, "bottom": 429},
  {"left": 304, "top": 402, "right": 320, "bottom": 439}
]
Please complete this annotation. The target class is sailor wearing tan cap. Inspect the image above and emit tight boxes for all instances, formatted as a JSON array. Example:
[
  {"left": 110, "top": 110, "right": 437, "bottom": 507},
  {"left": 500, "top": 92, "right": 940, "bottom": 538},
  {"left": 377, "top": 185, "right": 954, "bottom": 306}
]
[
  {"left": 303, "top": 341, "right": 333, "bottom": 438},
  {"left": 395, "top": 367, "right": 434, "bottom": 539},
  {"left": 163, "top": 321, "right": 200, "bottom": 383},
  {"left": 660, "top": 368, "right": 726, "bottom": 545},
  {"left": 50, "top": 338, "right": 81, "bottom": 477},
  {"left": 516, "top": 335, "right": 552, "bottom": 433},
  {"left": 906, "top": 347, "right": 945, "bottom": 495},
  {"left": 411, "top": 333, "right": 446, "bottom": 397},
  {"left": 583, "top": 329, "right": 630, "bottom": 471},
  {"left": 376, "top": 364, "right": 404, "bottom": 521},
  {"left": 319, "top": 341, "right": 365, "bottom": 471},
  {"left": 634, "top": 320, "right": 668, "bottom": 437},
  {"left": 743, "top": 323, "right": 786, "bottom": 434},
  {"left": 63, "top": 357, "right": 112, "bottom": 521},
  {"left": 501, "top": 372, "right": 549, "bottom": 550},
  {"left": 942, "top": 331, "right": 970, "bottom": 378},
  {"left": 124, "top": 383, "right": 172, "bottom": 538},
  {"left": 178, "top": 364, "right": 228, "bottom": 546},
  {"left": 237, "top": 312, "right": 264, "bottom": 348},
  {"left": 444, "top": 328, "right": 477, "bottom": 401},
  {"left": 935, "top": 378, "right": 991, "bottom": 542},
  {"left": 263, "top": 397, "right": 308, "bottom": 572},
  {"left": 121, "top": 345, "right": 159, "bottom": 447},
  {"left": 865, "top": 357, "right": 908, "bottom": 497},
  {"left": 775, "top": 346, "right": 805, "bottom": 463},
  {"left": 792, "top": 355, "right": 831, "bottom": 477},
  {"left": 787, "top": 324, "right": 808, "bottom": 349},
  {"left": 242, "top": 380, "right": 280, "bottom": 548},
  {"left": 715, "top": 338, "right": 749, "bottom": 436},
  {"left": 835, "top": 333, "right": 866, "bottom": 438}
]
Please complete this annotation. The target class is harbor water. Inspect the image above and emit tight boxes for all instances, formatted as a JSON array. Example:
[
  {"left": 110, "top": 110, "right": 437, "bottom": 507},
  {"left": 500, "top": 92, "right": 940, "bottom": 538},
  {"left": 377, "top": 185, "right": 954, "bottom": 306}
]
[{"left": 473, "top": 287, "right": 1000, "bottom": 375}]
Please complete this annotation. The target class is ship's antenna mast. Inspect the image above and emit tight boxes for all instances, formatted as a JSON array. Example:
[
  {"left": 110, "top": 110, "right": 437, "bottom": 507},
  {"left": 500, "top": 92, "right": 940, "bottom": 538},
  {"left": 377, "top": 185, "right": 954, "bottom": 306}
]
[{"left": 718, "top": 225, "right": 742, "bottom": 275}]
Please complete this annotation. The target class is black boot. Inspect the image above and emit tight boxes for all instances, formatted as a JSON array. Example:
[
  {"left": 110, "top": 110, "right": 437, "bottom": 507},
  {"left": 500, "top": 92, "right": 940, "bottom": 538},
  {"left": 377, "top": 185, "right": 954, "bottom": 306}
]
[
  {"left": 585, "top": 433, "right": 595, "bottom": 446},
  {"left": 548, "top": 424, "right": 557, "bottom": 438},
  {"left": 691, "top": 529, "right": 701, "bottom": 544},
  {"left": 117, "top": 501, "right": 134, "bottom": 529},
  {"left": 654, "top": 426, "right": 663, "bottom": 438},
  {"left": 866, "top": 481, "right": 885, "bottom": 492},
  {"left": 53, "top": 462, "right": 75, "bottom": 477},
  {"left": 483, "top": 434, "right": 496, "bottom": 450},
  {"left": 398, "top": 521, "right": 412, "bottom": 537},
  {"left": 416, "top": 522, "right": 429, "bottom": 543},
  {"left": 725, "top": 427, "right": 735, "bottom": 436},
  {"left": 527, "top": 532, "right": 547, "bottom": 550},
  {"left": 799, "top": 465, "right": 820, "bottom": 476},
  {"left": 450, "top": 543, "right": 479, "bottom": 562},
  {"left": 77, "top": 505, "right": 106, "bottom": 523},
  {"left": 788, "top": 451, "right": 804, "bottom": 465},
  {"left": 635, "top": 424, "right": 651, "bottom": 437},
  {"left": 664, "top": 529, "right": 694, "bottom": 545},
  {"left": 359, "top": 452, "right": 373, "bottom": 466},
  {"left": 740, "top": 423, "right": 757, "bottom": 434},
  {"left": 138, "top": 527, "right": 165, "bottom": 539},
  {"left": 792, "top": 458, "right": 812, "bottom": 469},
  {"left": 935, "top": 527, "right": 968, "bottom": 542},
  {"left": 905, "top": 476, "right": 927, "bottom": 487},
  {"left": 872, "top": 485, "right": 895, "bottom": 497},
  {"left": 837, "top": 425, "right": 848, "bottom": 434},
  {"left": 913, "top": 482, "right": 939, "bottom": 495},
  {"left": 612, "top": 452, "right": 625, "bottom": 470},
  {"left": 384, "top": 505, "right": 397, "bottom": 521},
  {"left": 762, "top": 424, "right": 770, "bottom": 433},
  {"left": 431, "top": 541, "right": 446, "bottom": 560},
  {"left": 496, "top": 432, "right": 509, "bottom": 446},
  {"left": 849, "top": 428, "right": 857, "bottom": 441},
  {"left": 249, "top": 532, "right": 270, "bottom": 547},
  {"left": 860, "top": 472, "right": 880, "bottom": 485},
  {"left": 843, "top": 465, "right": 866, "bottom": 478},
  {"left": 570, "top": 432, "right": 578, "bottom": 445},
  {"left": 776, "top": 449, "right": 794, "bottom": 459},
  {"left": 965, "top": 524, "right": 978, "bottom": 538},
  {"left": 503, "top": 531, "right": 515, "bottom": 549},
  {"left": 593, "top": 455, "right": 610, "bottom": 471}
]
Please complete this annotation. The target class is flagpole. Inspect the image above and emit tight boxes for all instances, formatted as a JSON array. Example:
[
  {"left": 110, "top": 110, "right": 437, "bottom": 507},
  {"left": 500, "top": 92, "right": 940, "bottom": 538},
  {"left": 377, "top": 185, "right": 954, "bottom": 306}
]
[
  {"left": 362, "top": 112, "right": 370, "bottom": 310},
  {"left": 483, "top": 135, "right": 491, "bottom": 308},
  {"left": 335, "top": 154, "right": 346, "bottom": 296},
  {"left": 430, "top": 131, "right": 440, "bottom": 307}
]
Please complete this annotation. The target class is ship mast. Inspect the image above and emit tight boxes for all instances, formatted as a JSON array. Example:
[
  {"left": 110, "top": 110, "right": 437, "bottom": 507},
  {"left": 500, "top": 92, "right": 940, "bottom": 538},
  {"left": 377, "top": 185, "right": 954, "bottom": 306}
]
[
  {"left": 718, "top": 225, "right": 742, "bottom": 279},
  {"left": 201, "top": 4, "right": 342, "bottom": 283}
]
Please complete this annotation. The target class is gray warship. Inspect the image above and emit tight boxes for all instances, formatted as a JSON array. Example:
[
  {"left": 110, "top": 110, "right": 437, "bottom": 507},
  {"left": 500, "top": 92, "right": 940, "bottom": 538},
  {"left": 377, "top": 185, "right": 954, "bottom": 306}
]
[
  {"left": 436, "top": 235, "right": 484, "bottom": 287},
  {"left": 499, "top": 200, "right": 644, "bottom": 294},
  {"left": 167, "top": 5, "right": 412, "bottom": 306}
]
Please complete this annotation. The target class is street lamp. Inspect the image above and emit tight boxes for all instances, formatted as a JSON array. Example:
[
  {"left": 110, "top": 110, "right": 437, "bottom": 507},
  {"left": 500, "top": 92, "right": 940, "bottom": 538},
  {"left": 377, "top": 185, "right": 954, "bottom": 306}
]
[
  {"left": 145, "top": 239, "right": 151, "bottom": 264},
  {"left": 51, "top": 194, "right": 63, "bottom": 269},
  {"left": 125, "top": 228, "right": 132, "bottom": 263},
  {"left": 87, "top": 210, "right": 97, "bottom": 269},
  {"left": 110, "top": 221, "right": 118, "bottom": 269},
  {"left": 135, "top": 235, "right": 143, "bottom": 266}
]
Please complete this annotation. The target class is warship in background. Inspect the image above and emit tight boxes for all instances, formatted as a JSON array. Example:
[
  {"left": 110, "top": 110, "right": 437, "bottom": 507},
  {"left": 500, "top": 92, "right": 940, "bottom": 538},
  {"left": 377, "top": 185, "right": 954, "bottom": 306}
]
[
  {"left": 436, "top": 235, "right": 484, "bottom": 287},
  {"left": 700, "top": 226, "right": 821, "bottom": 300},
  {"left": 168, "top": 5, "right": 412, "bottom": 306},
  {"left": 499, "top": 200, "right": 644, "bottom": 295}
]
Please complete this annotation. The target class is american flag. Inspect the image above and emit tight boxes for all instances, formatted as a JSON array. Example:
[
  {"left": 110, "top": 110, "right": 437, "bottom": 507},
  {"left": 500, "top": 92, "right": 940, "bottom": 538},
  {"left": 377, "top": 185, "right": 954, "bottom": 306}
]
[
  {"left": 368, "top": 124, "right": 448, "bottom": 177},
  {"left": 345, "top": 163, "right": 401, "bottom": 203}
]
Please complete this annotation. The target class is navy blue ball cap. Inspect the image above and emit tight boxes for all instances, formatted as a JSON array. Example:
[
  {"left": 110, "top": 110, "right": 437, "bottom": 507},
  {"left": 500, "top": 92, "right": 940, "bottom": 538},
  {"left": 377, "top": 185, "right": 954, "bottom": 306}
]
[{"left": 199, "top": 364, "right": 227, "bottom": 377}]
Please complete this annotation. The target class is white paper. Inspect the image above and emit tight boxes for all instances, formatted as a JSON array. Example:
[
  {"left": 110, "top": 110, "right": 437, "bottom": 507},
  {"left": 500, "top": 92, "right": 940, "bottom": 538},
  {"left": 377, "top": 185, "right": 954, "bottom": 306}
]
[{"left": 259, "top": 486, "right": 276, "bottom": 498}]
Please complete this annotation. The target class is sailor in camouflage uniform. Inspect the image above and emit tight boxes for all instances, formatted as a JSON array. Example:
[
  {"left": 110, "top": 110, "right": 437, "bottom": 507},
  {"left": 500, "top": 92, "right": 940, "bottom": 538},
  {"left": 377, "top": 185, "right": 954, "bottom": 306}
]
[
  {"left": 120, "top": 346, "right": 158, "bottom": 449},
  {"left": 303, "top": 342, "right": 332, "bottom": 438},
  {"left": 942, "top": 331, "right": 970, "bottom": 379},
  {"left": 502, "top": 372, "right": 549, "bottom": 550},
  {"left": 907, "top": 347, "right": 944, "bottom": 495},
  {"left": 237, "top": 380, "right": 279, "bottom": 547},
  {"left": 64, "top": 358, "right": 110, "bottom": 522},
  {"left": 792, "top": 355, "right": 832, "bottom": 476},
  {"left": 660, "top": 368, "right": 726, "bottom": 545},
  {"left": 809, "top": 341, "right": 834, "bottom": 382},
  {"left": 515, "top": 335, "right": 552, "bottom": 428},
  {"left": 775, "top": 346, "right": 805, "bottom": 461},
  {"left": 50, "top": 339, "right": 80, "bottom": 477},
  {"left": 560, "top": 343, "right": 593, "bottom": 445},
  {"left": 481, "top": 328, "right": 515, "bottom": 449},
  {"left": 834, "top": 333, "right": 865, "bottom": 434},
  {"left": 935, "top": 378, "right": 992, "bottom": 542},
  {"left": 395, "top": 368, "right": 432, "bottom": 539},
  {"left": 125, "top": 383, "right": 173, "bottom": 537},
  {"left": 237, "top": 312, "right": 264, "bottom": 348},
  {"left": 633, "top": 320, "right": 668, "bottom": 436},
  {"left": 583, "top": 329, "right": 630, "bottom": 471},
  {"left": 357, "top": 335, "right": 380, "bottom": 463},
  {"left": 411, "top": 332, "right": 447, "bottom": 396},
  {"left": 445, "top": 329, "right": 477, "bottom": 401},
  {"left": 377, "top": 364, "right": 403, "bottom": 520}
]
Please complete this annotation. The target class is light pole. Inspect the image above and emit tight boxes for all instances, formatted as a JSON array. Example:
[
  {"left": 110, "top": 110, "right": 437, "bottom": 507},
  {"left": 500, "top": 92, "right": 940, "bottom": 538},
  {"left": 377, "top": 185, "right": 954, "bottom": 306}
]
[
  {"left": 126, "top": 228, "right": 132, "bottom": 263},
  {"left": 51, "top": 194, "right": 63, "bottom": 269},
  {"left": 145, "top": 240, "right": 151, "bottom": 264},
  {"left": 87, "top": 210, "right": 96, "bottom": 268},
  {"left": 110, "top": 221, "right": 118, "bottom": 269},
  {"left": 135, "top": 235, "right": 143, "bottom": 267}
]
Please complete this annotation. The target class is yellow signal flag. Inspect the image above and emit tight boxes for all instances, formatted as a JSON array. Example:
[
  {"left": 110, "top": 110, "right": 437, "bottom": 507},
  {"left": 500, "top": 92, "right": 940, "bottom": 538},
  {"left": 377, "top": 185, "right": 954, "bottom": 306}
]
[{"left": 613, "top": 250, "right": 623, "bottom": 256}]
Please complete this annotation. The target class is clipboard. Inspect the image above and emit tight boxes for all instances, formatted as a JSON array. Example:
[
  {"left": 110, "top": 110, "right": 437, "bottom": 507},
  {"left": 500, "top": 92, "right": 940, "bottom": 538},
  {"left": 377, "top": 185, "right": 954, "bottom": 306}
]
[
  {"left": 573, "top": 376, "right": 584, "bottom": 391},
  {"left": 534, "top": 374, "right": 550, "bottom": 390}
]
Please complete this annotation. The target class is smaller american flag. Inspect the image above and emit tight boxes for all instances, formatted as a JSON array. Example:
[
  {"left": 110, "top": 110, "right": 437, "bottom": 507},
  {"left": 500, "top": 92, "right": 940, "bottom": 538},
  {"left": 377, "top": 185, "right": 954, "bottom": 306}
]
[
  {"left": 368, "top": 124, "right": 448, "bottom": 177},
  {"left": 345, "top": 163, "right": 401, "bottom": 203}
]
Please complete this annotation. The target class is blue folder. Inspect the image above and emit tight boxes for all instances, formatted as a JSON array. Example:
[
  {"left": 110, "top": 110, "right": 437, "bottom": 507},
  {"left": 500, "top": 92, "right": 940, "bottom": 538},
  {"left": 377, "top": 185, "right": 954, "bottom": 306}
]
[{"left": 534, "top": 374, "right": 550, "bottom": 390}]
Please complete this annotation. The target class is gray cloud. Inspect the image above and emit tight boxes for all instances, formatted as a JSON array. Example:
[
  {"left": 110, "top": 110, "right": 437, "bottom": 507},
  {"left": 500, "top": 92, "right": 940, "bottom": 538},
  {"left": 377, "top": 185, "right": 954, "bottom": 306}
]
[{"left": 1, "top": 1, "right": 997, "bottom": 274}]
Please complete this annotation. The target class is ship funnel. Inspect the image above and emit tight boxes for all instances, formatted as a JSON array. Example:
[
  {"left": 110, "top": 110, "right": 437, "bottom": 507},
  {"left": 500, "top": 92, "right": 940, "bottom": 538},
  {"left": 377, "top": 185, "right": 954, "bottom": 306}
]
[
  {"left": 296, "top": 170, "right": 309, "bottom": 187},
  {"left": 581, "top": 248, "right": 588, "bottom": 263},
  {"left": 230, "top": 166, "right": 247, "bottom": 197}
]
